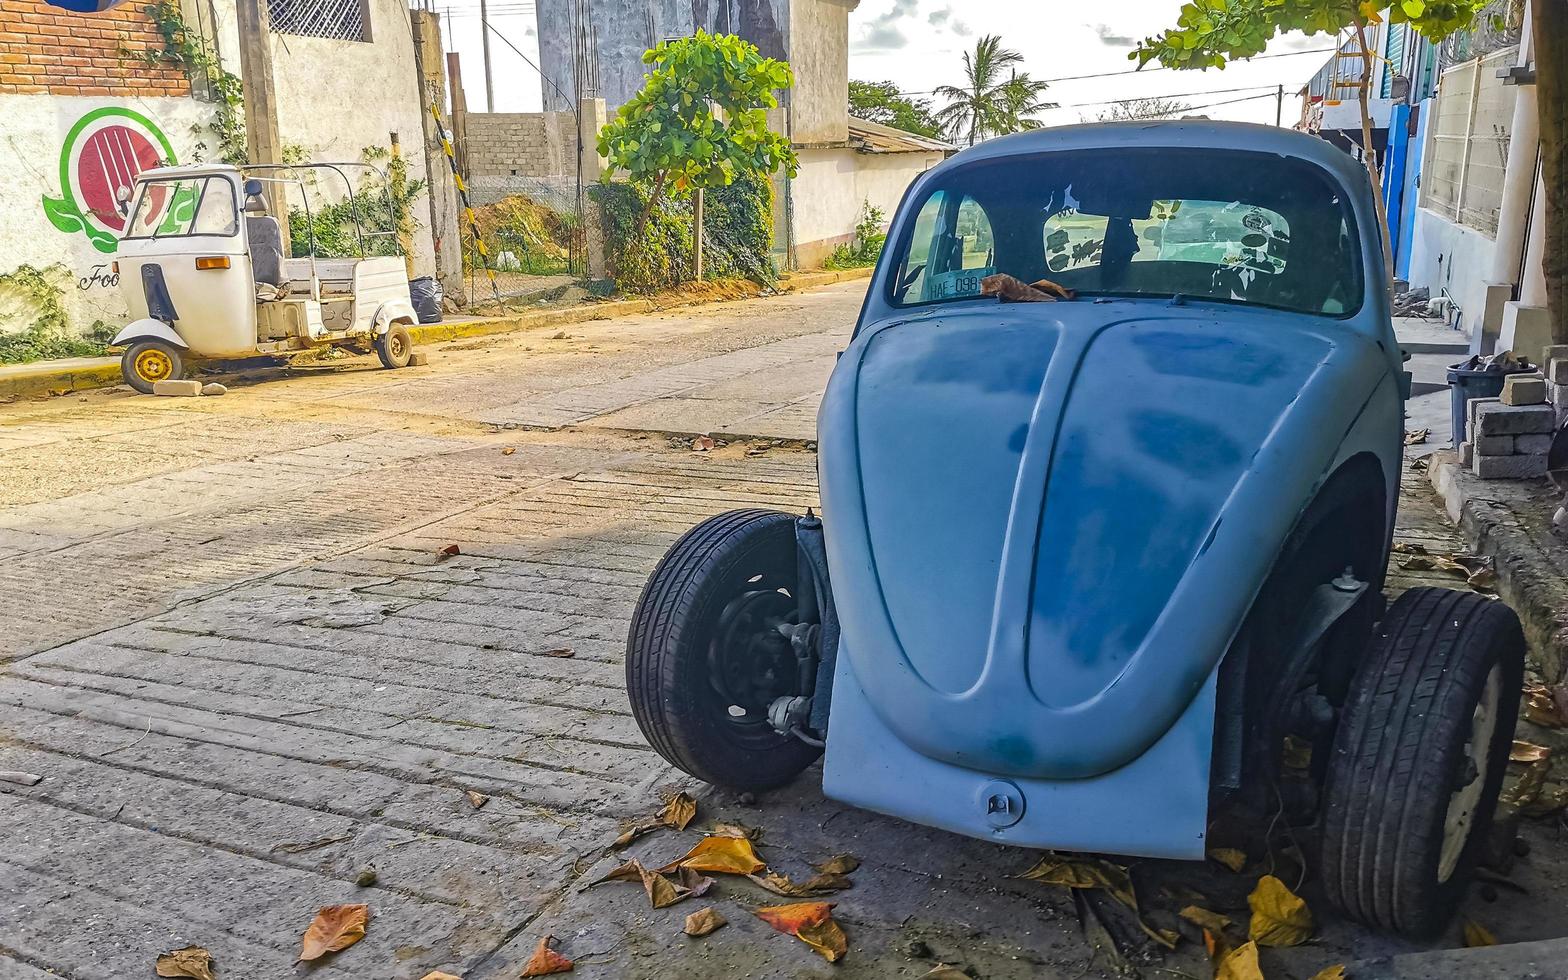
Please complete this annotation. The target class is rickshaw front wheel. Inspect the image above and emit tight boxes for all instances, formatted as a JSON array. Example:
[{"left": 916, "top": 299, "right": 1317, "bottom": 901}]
[
  {"left": 122, "top": 340, "right": 184, "bottom": 395},
  {"left": 375, "top": 324, "right": 413, "bottom": 369}
]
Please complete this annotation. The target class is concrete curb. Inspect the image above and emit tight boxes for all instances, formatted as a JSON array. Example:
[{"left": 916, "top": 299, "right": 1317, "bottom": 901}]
[
  {"left": 1351, "top": 934, "right": 1568, "bottom": 978},
  {"left": 1428, "top": 450, "right": 1568, "bottom": 682},
  {"left": 0, "top": 267, "right": 874, "bottom": 401}
]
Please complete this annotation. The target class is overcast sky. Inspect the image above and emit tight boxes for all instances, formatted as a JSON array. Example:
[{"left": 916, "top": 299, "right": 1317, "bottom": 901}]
[{"left": 439, "top": 0, "right": 1339, "bottom": 128}]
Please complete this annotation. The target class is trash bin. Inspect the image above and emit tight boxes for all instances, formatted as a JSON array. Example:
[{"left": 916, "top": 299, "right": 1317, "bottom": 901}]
[{"left": 1448, "top": 362, "right": 1533, "bottom": 446}]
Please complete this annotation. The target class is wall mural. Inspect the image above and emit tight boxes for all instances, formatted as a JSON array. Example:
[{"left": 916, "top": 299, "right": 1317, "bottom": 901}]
[{"left": 40, "top": 107, "right": 179, "bottom": 255}]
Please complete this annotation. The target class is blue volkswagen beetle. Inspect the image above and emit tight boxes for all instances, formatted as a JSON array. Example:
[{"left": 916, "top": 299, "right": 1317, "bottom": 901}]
[{"left": 626, "top": 122, "right": 1525, "bottom": 937}]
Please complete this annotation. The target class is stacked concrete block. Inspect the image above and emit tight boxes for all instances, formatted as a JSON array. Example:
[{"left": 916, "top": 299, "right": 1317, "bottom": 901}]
[
  {"left": 1466, "top": 376, "right": 1554, "bottom": 479},
  {"left": 1545, "top": 349, "right": 1568, "bottom": 425}
]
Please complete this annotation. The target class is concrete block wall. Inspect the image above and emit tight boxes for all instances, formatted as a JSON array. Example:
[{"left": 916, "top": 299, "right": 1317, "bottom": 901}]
[{"left": 463, "top": 110, "right": 578, "bottom": 184}]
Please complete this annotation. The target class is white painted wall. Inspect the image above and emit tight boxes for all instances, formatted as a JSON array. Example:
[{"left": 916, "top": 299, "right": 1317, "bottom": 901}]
[
  {"left": 790, "top": 146, "right": 941, "bottom": 267},
  {"left": 0, "top": 94, "right": 214, "bottom": 337},
  {"left": 1406, "top": 205, "right": 1497, "bottom": 338}
]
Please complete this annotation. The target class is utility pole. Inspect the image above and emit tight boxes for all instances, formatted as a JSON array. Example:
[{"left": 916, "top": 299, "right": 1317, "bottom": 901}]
[
  {"left": 235, "top": 0, "right": 288, "bottom": 243},
  {"left": 480, "top": 0, "right": 495, "bottom": 111},
  {"left": 1276, "top": 84, "right": 1284, "bottom": 127}
]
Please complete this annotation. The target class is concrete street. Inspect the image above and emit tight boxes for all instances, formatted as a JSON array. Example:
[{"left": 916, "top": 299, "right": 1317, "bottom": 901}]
[{"left": 2, "top": 281, "right": 1564, "bottom": 979}]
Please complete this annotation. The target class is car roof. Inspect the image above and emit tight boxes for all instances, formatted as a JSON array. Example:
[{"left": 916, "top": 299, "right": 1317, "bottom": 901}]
[{"left": 933, "top": 120, "right": 1368, "bottom": 193}]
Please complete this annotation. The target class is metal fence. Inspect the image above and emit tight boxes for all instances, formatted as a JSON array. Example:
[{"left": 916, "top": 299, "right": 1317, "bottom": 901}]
[
  {"left": 1421, "top": 47, "right": 1518, "bottom": 237},
  {"left": 267, "top": 0, "right": 371, "bottom": 42}
]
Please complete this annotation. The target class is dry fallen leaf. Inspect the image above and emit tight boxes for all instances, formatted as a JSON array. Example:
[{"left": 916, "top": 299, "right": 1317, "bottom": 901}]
[
  {"left": 1467, "top": 566, "right": 1499, "bottom": 592},
  {"left": 755, "top": 902, "right": 848, "bottom": 962},
  {"left": 1309, "top": 967, "right": 1347, "bottom": 980},
  {"left": 1019, "top": 853, "right": 1136, "bottom": 909},
  {"left": 1207, "top": 848, "right": 1248, "bottom": 873},
  {"left": 155, "top": 945, "right": 216, "bottom": 980},
  {"left": 1511, "top": 740, "right": 1551, "bottom": 764},
  {"left": 466, "top": 790, "right": 489, "bottom": 809},
  {"left": 1405, "top": 428, "right": 1430, "bottom": 445},
  {"left": 519, "top": 935, "right": 573, "bottom": 976},
  {"left": 439, "top": 544, "right": 461, "bottom": 557},
  {"left": 920, "top": 968, "right": 969, "bottom": 980},
  {"left": 815, "top": 854, "right": 860, "bottom": 875},
  {"left": 1179, "top": 905, "right": 1234, "bottom": 934},
  {"left": 1391, "top": 541, "right": 1428, "bottom": 555},
  {"left": 542, "top": 647, "right": 574, "bottom": 658},
  {"left": 298, "top": 904, "right": 369, "bottom": 962},
  {"left": 1463, "top": 918, "right": 1498, "bottom": 947},
  {"left": 612, "top": 823, "right": 658, "bottom": 849},
  {"left": 501, "top": 447, "right": 516, "bottom": 456},
  {"left": 659, "top": 792, "right": 698, "bottom": 830},
  {"left": 1524, "top": 684, "right": 1568, "bottom": 728},
  {"left": 683, "top": 907, "right": 727, "bottom": 937},
  {"left": 1216, "top": 941, "right": 1265, "bottom": 980},
  {"left": 589, "top": 859, "right": 707, "bottom": 909},
  {"left": 1501, "top": 758, "right": 1552, "bottom": 808},
  {"left": 709, "top": 821, "right": 763, "bottom": 841},
  {"left": 747, "top": 870, "right": 853, "bottom": 897},
  {"left": 658, "top": 834, "right": 767, "bottom": 876},
  {"left": 1248, "top": 875, "right": 1313, "bottom": 947},
  {"left": 691, "top": 436, "right": 715, "bottom": 452},
  {"left": 419, "top": 973, "right": 464, "bottom": 980}
]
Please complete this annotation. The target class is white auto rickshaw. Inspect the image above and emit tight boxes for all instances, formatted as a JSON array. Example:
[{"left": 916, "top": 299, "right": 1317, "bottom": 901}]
[{"left": 110, "top": 162, "right": 420, "bottom": 393}]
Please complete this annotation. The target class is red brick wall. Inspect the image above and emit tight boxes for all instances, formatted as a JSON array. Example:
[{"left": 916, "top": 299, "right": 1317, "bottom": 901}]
[{"left": 0, "top": 0, "right": 191, "bottom": 97}]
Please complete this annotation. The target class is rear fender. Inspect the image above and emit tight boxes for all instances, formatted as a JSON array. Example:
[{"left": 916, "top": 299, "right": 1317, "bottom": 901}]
[
  {"left": 112, "top": 319, "right": 187, "bottom": 349},
  {"left": 372, "top": 300, "right": 417, "bottom": 335}
]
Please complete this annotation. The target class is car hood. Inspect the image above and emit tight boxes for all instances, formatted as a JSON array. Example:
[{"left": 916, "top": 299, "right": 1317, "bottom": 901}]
[{"left": 816, "top": 300, "right": 1390, "bottom": 779}]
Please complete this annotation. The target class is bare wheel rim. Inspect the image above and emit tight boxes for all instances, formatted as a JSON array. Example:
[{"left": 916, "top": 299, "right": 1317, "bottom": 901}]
[
  {"left": 390, "top": 333, "right": 407, "bottom": 359},
  {"left": 1438, "top": 661, "right": 1503, "bottom": 882},
  {"left": 135, "top": 348, "right": 172, "bottom": 382}
]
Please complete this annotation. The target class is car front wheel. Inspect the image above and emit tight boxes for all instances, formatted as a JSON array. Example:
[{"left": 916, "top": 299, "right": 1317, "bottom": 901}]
[{"left": 1320, "top": 587, "right": 1525, "bottom": 936}]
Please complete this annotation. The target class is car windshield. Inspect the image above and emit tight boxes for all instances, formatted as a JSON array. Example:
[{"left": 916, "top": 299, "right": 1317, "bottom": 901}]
[
  {"left": 888, "top": 146, "right": 1363, "bottom": 317},
  {"left": 123, "top": 176, "right": 238, "bottom": 240}
]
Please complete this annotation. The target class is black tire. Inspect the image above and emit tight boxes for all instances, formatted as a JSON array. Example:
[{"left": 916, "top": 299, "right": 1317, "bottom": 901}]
[
  {"left": 1321, "top": 587, "right": 1525, "bottom": 937},
  {"left": 627, "top": 509, "right": 822, "bottom": 791},
  {"left": 121, "top": 339, "right": 184, "bottom": 394},
  {"left": 375, "top": 323, "right": 413, "bottom": 369}
]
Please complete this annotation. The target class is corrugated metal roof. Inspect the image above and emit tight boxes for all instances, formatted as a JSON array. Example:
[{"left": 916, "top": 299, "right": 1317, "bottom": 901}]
[{"left": 847, "top": 116, "right": 955, "bottom": 155}]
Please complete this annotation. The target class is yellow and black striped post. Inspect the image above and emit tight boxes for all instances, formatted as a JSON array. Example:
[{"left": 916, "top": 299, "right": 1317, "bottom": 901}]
[{"left": 430, "top": 102, "right": 504, "bottom": 310}]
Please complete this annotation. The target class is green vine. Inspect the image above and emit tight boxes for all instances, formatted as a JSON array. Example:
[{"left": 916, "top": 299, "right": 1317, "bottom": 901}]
[
  {"left": 287, "top": 146, "right": 428, "bottom": 259},
  {"left": 0, "top": 265, "right": 115, "bottom": 365},
  {"left": 143, "top": 0, "right": 247, "bottom": 165},
  {"left": 591, "top": 170, "right": 775, "bottom": 293}
]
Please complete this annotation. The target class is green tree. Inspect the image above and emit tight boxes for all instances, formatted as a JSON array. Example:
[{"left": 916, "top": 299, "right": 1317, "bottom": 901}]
[
  {"left": 934, "top": 35, "right": 1039, "bottom": 146},
  {"left": 1133, "top": 0, "right": 1492, "bottom": 281},
  {"left": 848, "top": 80, "right": 943, "bottom": 137},
  {"left": 995, "top": 71, "right": 1055, "bottom": 134},
  {"left": 598, "top": 31, "right": 797, "bottom": 230}
]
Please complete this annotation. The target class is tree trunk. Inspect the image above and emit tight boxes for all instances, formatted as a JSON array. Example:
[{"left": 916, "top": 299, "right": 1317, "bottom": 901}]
[
  {"left": 1535, "top": 0, "right": 1567, "bottom": 343},
  {"left": 1354, "top": 20, "right": 1396, "bottom": 288}
]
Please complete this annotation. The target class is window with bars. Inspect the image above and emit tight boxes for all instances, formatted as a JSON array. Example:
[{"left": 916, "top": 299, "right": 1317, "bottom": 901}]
[
  {"left": 1420, "top": 48, "right": 1517, "bottom": 237},
  {"left": 268, "top": 0, "right": 372, "bottom": 42}
]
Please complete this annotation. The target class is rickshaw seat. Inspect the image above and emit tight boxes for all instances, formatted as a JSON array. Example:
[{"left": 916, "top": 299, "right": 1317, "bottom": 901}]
[{"left": 246, "top": 215, "right": 287, "bottom": 290}]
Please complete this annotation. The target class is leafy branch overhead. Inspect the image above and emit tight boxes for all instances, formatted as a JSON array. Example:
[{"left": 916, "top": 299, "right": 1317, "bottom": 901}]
[
  {"left": 1131, "top": 0, "right": 1492, "bottom": 71},
  {"left": 598, "top": 30, "right": 798, "bottom": 202}
]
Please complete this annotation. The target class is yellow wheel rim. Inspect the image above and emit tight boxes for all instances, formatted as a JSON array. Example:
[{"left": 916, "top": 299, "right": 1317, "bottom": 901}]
[{"left": 134, "top": 348, "right": 173, "bottom": 383}]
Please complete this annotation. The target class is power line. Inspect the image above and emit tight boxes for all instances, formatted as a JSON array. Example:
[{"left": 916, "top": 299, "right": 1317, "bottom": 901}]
[
  {"left": 1054, "top": 83, "right": 1277, "bottom": 111},
  {"left": 887, "top": 46, "right": 1338, "bottom": 97}
]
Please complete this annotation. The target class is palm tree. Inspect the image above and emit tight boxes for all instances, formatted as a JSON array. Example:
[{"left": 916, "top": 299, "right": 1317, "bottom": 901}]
[
  {"left": 995, "top": 71, "right": 1055, "bottom": 134},
  {"left": 933, "top": 35, "right": 1027, "bottom": 147}
]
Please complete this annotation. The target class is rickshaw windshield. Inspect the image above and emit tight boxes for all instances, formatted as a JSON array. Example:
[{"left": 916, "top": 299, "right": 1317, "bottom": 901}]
[
  {"left": 123, "top": 176, "right": 239, "bottom": 240},
  {"left": 888, "top": 147, "right": 1364, "bottom": 317}
]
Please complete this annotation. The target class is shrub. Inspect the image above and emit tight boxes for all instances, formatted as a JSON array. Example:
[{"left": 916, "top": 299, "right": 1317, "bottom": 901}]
[{"left": 823, "top": 201, "right": 887, "bottom": 270}]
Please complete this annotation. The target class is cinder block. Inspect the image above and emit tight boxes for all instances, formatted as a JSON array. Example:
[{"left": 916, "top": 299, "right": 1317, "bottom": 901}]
[
  {"left": 1475, "top": 434, "right": 1514, "bottom": 455},
  {"left": 152, "top": 379, "right": 203, "bottom": 397},
  {"left": 1502, "top": 372, "right": 1548, "bottom": 406},
  {"left": 1467, "top": 396, "right": 1502, "bottom": 440},
  {"left": 1541, "top": 344, "right": 1568, "bottom": 368},
  {"left": 1474, "top": 452, "right": 1549, "bottom": 479},
  {"left": 408, "top": 351, "right": 429, "bottom": 367},
  {"left": 1516, "top": 433, "right": 1554, "bottom": 454},
  {"left": 1475, "top": 401, "right": 1557, "bottom": 437},
  {"left": 1460, "top": 441, "right": 1474, "bottom": 466},
  {"left": 1549, "top": 359, "right": 1568, "bottom": 385}
]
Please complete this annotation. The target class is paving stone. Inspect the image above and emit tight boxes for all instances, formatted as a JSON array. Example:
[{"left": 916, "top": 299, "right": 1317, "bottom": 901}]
[
  {"left": 1502, "top": 372, "right": 1548, "bottom": 406},
  {"left": 1474, "top": 452, "right": 1549, "bottom": 479},
  {"left": 1474, "top": 401, "right": 1556, "bottom": 437},
  {"left": 152, "top": 379, "right": 203, "bottom": 396}
]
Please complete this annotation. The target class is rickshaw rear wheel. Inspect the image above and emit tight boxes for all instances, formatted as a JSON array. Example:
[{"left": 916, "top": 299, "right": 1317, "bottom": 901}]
[
  {"left": 375, "top": 324, "right": 413, "bottom": 369},
  {"left": 1320, "top": 587, "right": 1524, "bottom": 937},
  {"left": 122, "top": 340, "right": 184, "bottom": 395},
  {"left": 627, "top": 508, "right": 822, "bottom": 791}
]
